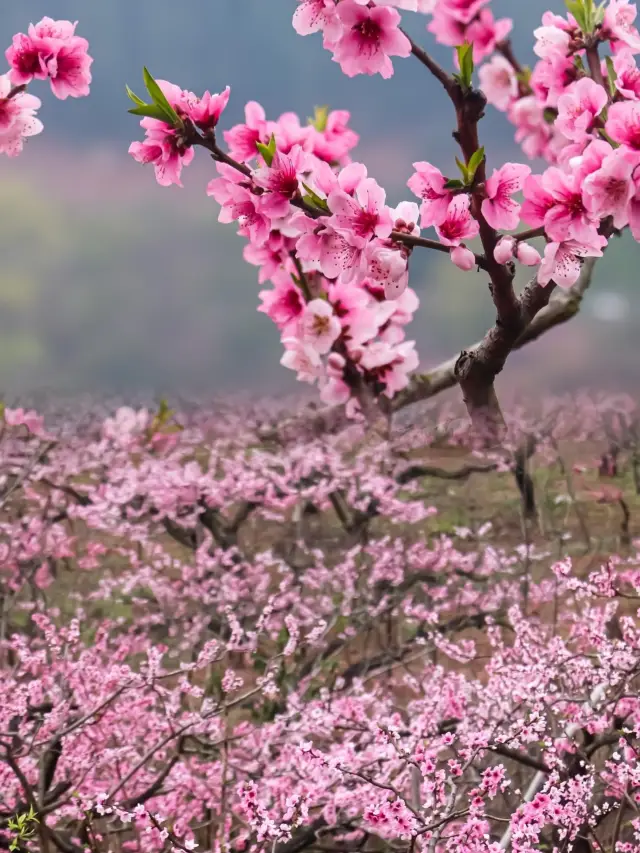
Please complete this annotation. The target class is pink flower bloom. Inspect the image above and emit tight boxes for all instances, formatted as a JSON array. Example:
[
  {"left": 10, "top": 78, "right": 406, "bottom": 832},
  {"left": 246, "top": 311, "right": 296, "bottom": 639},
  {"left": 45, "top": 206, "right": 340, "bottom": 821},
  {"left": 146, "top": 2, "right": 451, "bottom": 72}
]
[
  {"left": 333, "top": 1, "right": 411, "bottom": 79},
  {"left": 389, "top": 201, "right": 420, "bottom": 235},
  {"left": 4, "top": 407, "right": 48, "bottom": 437},
  {"left": 522, "top": 169, "right": 600, "bottom": 246},
  {"left": 603, "top": 0, "right": 640, "bottom": 51},
  {"left": 186, "top": 87, "right": 230, "bottom": 131},
  {"left": 478, "top": 55, "right": 518, "bottom": 112},
  {"left": 537, "top": 237, "right": 607, "bottom": 288},
  {"left": 436, "top": 195, "right": 480, "bottom": 246},
  {"left": 307, "top": 109, "right": 359, "bottom": 163},
  {"left": 6, "top": 18, "right": 92, "bottom": 99},
  {"left": 280, "top": 338, "right": 323, "bottom": 383},
  {"left": 254, "top": 145, "right": 308, "bottom": 212},
  {"left": 129, "top": 80, "right": 197, "bottom": 187},
  {"left": 207, "top": 164, "right": 271, "bottom": 245},
  {"left": 555, "top": 78, "right": 608, "bottom": 142},
  {"left": 481, "top": 163, "right": 531, "bottom": 231},
  {"left": 612, "top": 49, "right": 640, "bottom": 100},
  {"left": 465, "top": 11, "right": 513, "bottom": 63},
  {"left": 258, "top": 275, "right": 305, "bottom": 332},
  {"left": 605, "top": 100, "right": 640, "bottom": 152},
  {"left": 533, "top": 24, "right": 571, "bottom": 60},
  {"left": 328, "top": 281, "right": 378, "bottom": 345},
  {"left": 296, "top": 223, "right": 364, "bottom": 282},
  {"left": 407, "top": 162, "right": 453, "bottom": 228},
  {"left": 364, "top": 244, "right": 409, "bottom": 299},
  {"left": 328, "top": 177, "right": 393, "bottom": 245},
  {"left": 224, "top": 101, "right": 269, "bottom": 162},
  {"left": 299, "top": 299, "right": 342, "bottom": 353},
  {"left": 434, "top": 0, "right": 489, "bottom": 25},
  {"left": 450, "top": 245, "right": 476, "bottom": 271},
  {"left": 360, "top": 340, "right": 418, "bottom": 396},
  {"left": 320, "top": 375, "right": 351, "bottom": 405},
  {"left": 0, "top": 74, "right": 43, "bottom": 157},
  {"left": 509, "top": 96, "right": 553, "bottom": 160},
  {"left": 582, "top": 147, "right": 636, "bottom": 228},
  {"left": 43, "top": 36, "right": 93, "bottom": 100},
  {"left": 292, "top": 0, "right": 343, "bottom": 42}
]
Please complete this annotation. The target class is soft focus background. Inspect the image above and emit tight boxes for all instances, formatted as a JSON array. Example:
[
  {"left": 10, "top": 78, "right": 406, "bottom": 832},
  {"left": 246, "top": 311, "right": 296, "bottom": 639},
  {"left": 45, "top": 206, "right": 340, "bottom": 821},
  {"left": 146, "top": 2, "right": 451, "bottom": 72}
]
[{"left": 1, "top": 0, "right": 639, "bottom": 402}]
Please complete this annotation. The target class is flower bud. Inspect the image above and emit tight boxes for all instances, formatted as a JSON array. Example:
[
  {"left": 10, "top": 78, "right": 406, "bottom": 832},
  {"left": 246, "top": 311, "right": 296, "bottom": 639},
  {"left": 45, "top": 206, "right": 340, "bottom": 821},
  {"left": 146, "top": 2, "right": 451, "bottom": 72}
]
[
  {"left": 494, "top": 236, "right": 515, "bottom": 264},
  {"left": 450, "top": 245, "right": 475, "bottom": 271},
  {"left": 515, "top": 241, "right": 542, "bottom": 266}
]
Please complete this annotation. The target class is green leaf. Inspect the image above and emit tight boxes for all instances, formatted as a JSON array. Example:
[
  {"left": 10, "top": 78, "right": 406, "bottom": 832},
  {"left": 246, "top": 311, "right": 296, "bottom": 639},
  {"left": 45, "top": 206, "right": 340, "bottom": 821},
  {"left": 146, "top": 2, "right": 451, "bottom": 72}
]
[
  {"left": 301, "top": 182, "right": 331, "bottom": 213},
  {"left": 128, "top": 104, "right": 175, "bottom": 121},
  {"left": 126, "top": 84, "right": 146, "bottom": 106},
  {"left": 256, "top": 133, "right": 277, "bottom": 167},
  {"left": 308, "top": 105, "right": 329, "bottom": 132},
  {"left": 605, "top": 55, "right": 617, "bottom": 98},
  {"left": 142, "top": 67, "right": 181, "bottom": 126},
  {"left": 565, "top": 0, "right": 588, "bottom": 33},
  {"left": 456, "top": 43, "right": 474, "bottom": 90},
  {"left": 466, "top": 146, "right": 485, "bottom": 182},
  {"left": 543, "top": 107, "right": 558, "bottom": 124},
  {"left": 443, "top": 178, "right": 464, "bottom": 190},
  {"left": 455, "top": 156, "right": 470, "bottom": 184}
]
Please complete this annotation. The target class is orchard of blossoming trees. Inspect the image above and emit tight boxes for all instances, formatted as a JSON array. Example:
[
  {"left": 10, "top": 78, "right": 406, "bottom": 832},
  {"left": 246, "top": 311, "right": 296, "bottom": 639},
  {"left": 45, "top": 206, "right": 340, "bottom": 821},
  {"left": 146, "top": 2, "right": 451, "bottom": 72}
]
[{"left": 3, "top": 2, "right": 640, "bottom": 853}]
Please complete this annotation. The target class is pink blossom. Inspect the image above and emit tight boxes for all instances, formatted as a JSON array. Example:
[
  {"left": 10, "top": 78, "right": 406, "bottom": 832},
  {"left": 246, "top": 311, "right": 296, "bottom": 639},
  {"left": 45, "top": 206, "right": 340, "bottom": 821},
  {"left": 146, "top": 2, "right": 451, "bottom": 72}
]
[
  {"left": 0, "top": 73, "right": 43, "bottom": 157},
  {"left": 538, "top": 237, "right": 607, "bottom": 288},
  {"left": 450, "top": 245, "right": 476, "bottom": 271},
  {"left": 555, "top": 78, "right": 608, "bottom": 143},
  {"left": 328, "top": 177, "right": 393, "bottom": 244},
  {"left": 186, "top": 87, "right": 230, "bottom": 131},
  {"left": 332, "top": 1, "right": 411, "bottom": 79},
  {"left": 258, "top": 276, "right": 305, "bottom": 332},
  {"left": 280, "top": 338, "right": 324, "bottom": 382},
  {"left": 224, "top": 101, "right": 269, "bottom": 162},
  {"left": 207, "top": 164, "right": 272, "bottom": 245},
  {"left": 478, "top": 55, "right": 519, "bottom": 112},
  {"left": 6, "top": 18, "right": 93, "bottom": 99},
  {"left": 605, "top": 100, "right": 640, "bottom": 152},
  {"left": 299, "top": 299, "right": 342, "bottom": 353},
  {"left": 129, "top": 80, "right": 196, "bottom": 187},
  {"left": 603, "top": 0, "right": 640, "bottom": 51},
  {"left": 292, "top": 0, "right": 343, "bottom": 42},
  {"left": 509, "top": 96, "right": 552, "bottom": 161},
  {"left": 254, "top": 145, "right": 308, "bottom": 210},
  {"left": 307, "top": 109, "right": 359, "bottom": 163},
  {"left": 436, "top": 195, "right": 480, "bottom": 246},
  {"left": 521, "top": 169, "right": 600, "bottom": 246},
  {"left": 359, "top": 340, "right": 418, "bottom": 396},
  {"left": 465, "top": 10, "right": 513, "bottom": 63},
  {"left": 533, "top": 24, "right": 571, "bottom": 60},
  {"left": 4, "top": 407, "right": 48, "bottom": 436},
  {"left": 389, "top": 201, "right": 420, "bottom": 235},
  {"left": 407, "top": 162, "right": 453, "bottom": 228},
  {"left": 481, "top": 162, "right": 531, "bottom": 231},
  {"left": 296, "top": 222, "right": 364, "bottom": 281},
  {"left": 582, "top": 147, "right": 636, "bottom": 228},
  {"left": 612, "top": 49, "right": 640, "bottom": 100}
]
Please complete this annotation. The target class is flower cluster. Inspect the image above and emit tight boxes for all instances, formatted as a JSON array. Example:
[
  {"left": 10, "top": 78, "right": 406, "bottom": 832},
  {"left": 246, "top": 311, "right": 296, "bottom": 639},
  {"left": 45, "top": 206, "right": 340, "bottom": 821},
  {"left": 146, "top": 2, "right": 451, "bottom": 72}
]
[{"left": 1, "top": 18, "right": 91, "bottom": 156}]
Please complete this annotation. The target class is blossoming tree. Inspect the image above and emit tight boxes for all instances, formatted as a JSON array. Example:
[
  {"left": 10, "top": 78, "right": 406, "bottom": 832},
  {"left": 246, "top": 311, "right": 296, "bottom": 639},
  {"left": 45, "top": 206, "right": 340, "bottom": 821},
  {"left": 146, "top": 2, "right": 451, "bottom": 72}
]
[{"left": 3, "top": 4, "right": 640, "bottom": 853}]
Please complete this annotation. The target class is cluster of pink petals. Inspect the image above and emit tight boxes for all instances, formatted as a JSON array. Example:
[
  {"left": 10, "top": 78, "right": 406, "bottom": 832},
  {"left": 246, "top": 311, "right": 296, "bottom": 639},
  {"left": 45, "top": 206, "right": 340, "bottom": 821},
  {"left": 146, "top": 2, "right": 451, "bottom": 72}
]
[
  {"left": 1, "top": 19, "right": 91, "bottom": 158},
  {"left": 0, "top": 73, "right": 43, "bottom": 156},
  {"left": 428, "top": 0, "right": 513, "bottom": 63},
  {"left": 293, "top": 0, "right": 412, "bottom": 78},
  {"left": 129, "top": 81, "right": 230, "bottom": 187},
  {"left": 6, "top": 16, "right": 93, "bottom": 100}
]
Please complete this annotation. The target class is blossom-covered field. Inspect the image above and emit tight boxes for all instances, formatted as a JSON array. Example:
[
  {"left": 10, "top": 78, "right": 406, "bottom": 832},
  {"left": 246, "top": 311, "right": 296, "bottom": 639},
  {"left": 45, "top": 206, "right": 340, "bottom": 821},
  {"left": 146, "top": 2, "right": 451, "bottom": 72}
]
[{"left": 1, "top": 394, "right": 639, "bottom": 853}]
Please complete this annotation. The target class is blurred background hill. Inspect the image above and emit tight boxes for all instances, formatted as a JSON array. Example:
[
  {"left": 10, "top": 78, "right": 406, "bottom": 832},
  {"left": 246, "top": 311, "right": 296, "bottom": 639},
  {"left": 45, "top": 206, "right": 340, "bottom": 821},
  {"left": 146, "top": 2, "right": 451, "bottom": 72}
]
[{"left": 1, "top": 1, "right": 639, "bottom": 402}]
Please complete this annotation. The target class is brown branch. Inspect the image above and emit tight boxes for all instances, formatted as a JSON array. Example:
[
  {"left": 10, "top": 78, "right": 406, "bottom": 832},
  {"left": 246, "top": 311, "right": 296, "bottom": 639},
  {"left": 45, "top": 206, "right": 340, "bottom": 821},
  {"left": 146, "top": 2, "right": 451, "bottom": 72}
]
[
  {"left": 396, "top": 461, "right": 497, "bottom": 484},
  {"left": 393, "top": 256, "right": 599, "bottom": 411}
]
